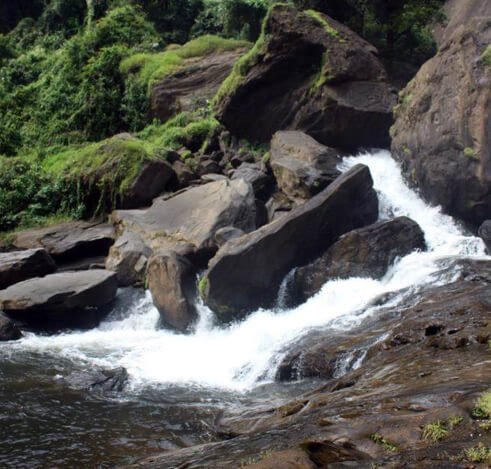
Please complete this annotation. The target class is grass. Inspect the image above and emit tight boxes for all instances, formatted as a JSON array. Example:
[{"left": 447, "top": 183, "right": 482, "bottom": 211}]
[
  {"left": 473, "top": 390, "right": 491, "bottom": 419},
  {"left": 198, "top": 275, "right": 209, "bottom": 298},
  {"left": 369, "top": 433, "right": 398, "bottom": 452},
  {"left": 121, "top": 35, "right": 250, "bottom": 93},
  {"left": 481, "top": 45, "right": 491, "bottom": 67},
  {"left": 464, "top": 147, "right": 479, "bottom": 160},
  {"left": 422, "top": 421, "right": 449, "bottom": 441},
  {"left": 464, "top": 443, "right": 491, "bottom": 464}
]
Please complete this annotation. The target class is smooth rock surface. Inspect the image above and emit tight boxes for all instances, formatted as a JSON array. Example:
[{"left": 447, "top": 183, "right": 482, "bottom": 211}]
[
  {"left": 0, "top": 249, "right": 56, "bottom": 289},
  {"left": 215, "top": 4, "right": 396, "bottom": 151},
  {"left": 147, "top": 251, "right": 198, "bottom": 332},
  {"left": 292, "top": 217, "right": 426, "bottom": 303},
  {"left": 0, "top": 313, "right": 22, "bottom": 341},
  {"left": 0, "top": 270, "right": 118, "bottom": 328},
  {"left": 13, "top": 221, "right": 115, "bottom": 263},
  {"left": 270, "top": 131, "right": 341, "bottom": 200},
  {"left": 204, "top": 164, "right": 378, "bottom": 320}
]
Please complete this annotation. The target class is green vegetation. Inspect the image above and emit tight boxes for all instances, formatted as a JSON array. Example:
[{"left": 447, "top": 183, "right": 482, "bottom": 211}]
[
  {"left": 304, "top": 9, "right": 340, "bottom": 39},
  {"left": 473, "top": 390, "right": 491, "bottom": 419},
  {"left": 369, "top": 433, "right": 398, "bottom": 452},
  {"left": 448, "top": 416, "right": 463, "bottom": 428},
  {"left": 464, "top": 147, "right": 479, "bottom": 160},
  {"left": 198, "top": 275, "right": 209, "bottom": 297},
  {"left": 464, "top": 443, "right": 491, "bottom": 464},
  {"left": 481, "top": 45, "right": 491, "bottom": 67},
  {"left": 422, "top": 421, "right": 448, "bottom": 441}
]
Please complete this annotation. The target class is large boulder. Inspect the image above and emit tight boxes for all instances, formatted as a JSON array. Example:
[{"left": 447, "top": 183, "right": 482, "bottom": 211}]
[
  {"left": 203, "top": 164, "right": 378, "bottom": 321},
  {"left": 151, "top": 47, "right": 248, "bottom": 122},
  {"left": 146, "top": 251, "right": 198, "bottom": 332},
  {"left": 105, "top": 231, "right": 152, "bottom": 286},
  {"left": 13, "top": 221, "right": 115, "bottom": 263},
  {"left": 0, "top": 270, "right": 118, "bottom": 328},
  {"left": 111, "top": 179, "right": 257, "bottom": 260},
  {"left": 391, "top": 2, "right": 491, "bottom": 227},
  {"left": 215, "top": 4, "right": 396, "bottom": 151},
  {"left": 0, "top": 313, "right": 22, "bottom": 341},
  {"left": 270, "top": 131, "right": 341, "bottom": 201},
  {"left": 292, "top": 217, "right": 426, "bottom": 303},
  {"left": 0, "top": 249, "right": 56, "bottom": 289}
]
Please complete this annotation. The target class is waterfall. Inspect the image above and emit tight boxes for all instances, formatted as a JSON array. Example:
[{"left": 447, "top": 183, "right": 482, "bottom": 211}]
[{"left": 3, "top": 150, "right": 486, "bottom": 391}]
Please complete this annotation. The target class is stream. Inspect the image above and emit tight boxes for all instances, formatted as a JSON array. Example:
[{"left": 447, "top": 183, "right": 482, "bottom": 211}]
[{"left": 0, "top": 150, "right": 487, "bottom": 468}]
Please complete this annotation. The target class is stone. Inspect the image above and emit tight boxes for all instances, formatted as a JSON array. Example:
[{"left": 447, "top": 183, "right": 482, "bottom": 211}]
[
  {"left": 292, "top": 217, "right": 426, "bottom": 303},
  {"left": 0, "top": 249, "right": 56, "bottom": 289},
  {"left": 391, "top": 3, "right": 491, "bottom": 226},
  {"left": 478, "top": 220, "right": 491, "bottom": 253},
  {"left": 213, "top": 227, "right": 245, "bottom": 248},
  {"left": 0, "top": 270, "right": 118, "bottom": 328},
  {"left": 12, "top": 221, "right": 115, "bottom": 263},
  {"left": 0, "top": 313, "right": 22, "bottom": 341},
  {"left": 203, "top": 164, "right": 378, "bottom": 321},
  {"left": 147, "top": 251, "right": 198, "bottom": 332},
  {"left": 231, "top": 163, "right": 273, "bottom": 200},
  {"left": 105, "top": 231, "right": 152, "bottom": 287},
  {"left": 270, "top": 131, "right": 341, "bottom": 200},
  {"left": 215, "top": 4, "right": 396, "bottom": 151}
]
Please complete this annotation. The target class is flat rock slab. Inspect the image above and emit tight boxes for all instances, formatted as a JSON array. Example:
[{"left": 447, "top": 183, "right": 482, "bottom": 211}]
[
  {"left": 0, "top": 248, "right": 56, "bottom": 289},
  {"left": 12, "top": 221, "right": 115, "bottom": 262},
  {"left": 111, "top": 179, "right": 257, "bottom": 257},
  {"left": 0, "top": 270, "right": 118, "bottom": 328}
]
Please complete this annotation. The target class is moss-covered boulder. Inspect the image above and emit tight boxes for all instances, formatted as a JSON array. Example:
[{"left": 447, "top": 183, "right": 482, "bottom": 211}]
[{"left": 214, "top": 4, "right": 396, "bottom": 151}]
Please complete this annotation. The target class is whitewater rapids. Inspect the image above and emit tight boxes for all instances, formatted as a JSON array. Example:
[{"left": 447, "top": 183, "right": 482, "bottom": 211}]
[{"left": 3, "top": 150, "right": 486, "bottom": 391}]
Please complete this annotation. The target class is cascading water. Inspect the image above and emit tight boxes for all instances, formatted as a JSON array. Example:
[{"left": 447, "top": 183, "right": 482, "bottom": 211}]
[{"left": 2, "top": 150, "right": 486, "bottom": 393}]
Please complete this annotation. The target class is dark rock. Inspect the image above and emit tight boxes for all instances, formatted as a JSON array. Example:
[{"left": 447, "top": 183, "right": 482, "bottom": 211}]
[
  {"left": 203, "top": 164, "right": 378, "bottom": 321},
  {"left": 265, "top": 191, "right": 297, "bottom": 222},
  {"left": 0, "top": 270, "right": 118, "bottom": 329},
  {"left": 231, "top": 163, "right": 273, "bottom": 199},
  {"left": 147, "top": 251, "right": 198, "bottom": 332},
  {"left": 111, "top": 179, "right": 257, "bottom": 261},
  {"left": 293, "top": 217, "right": 426, "bottom": 303},
  {"left": 213, "top": 227, "right": 245, "bottom": 248},
  {"left": 0, "top": 249, "right": 56, "bottom": 289},
  {"left": 478, "top": 220, "right": 491, "bottom": 253},
  {"left": 105, "top": 231, "right": 152, "bottom": 286},
  {"left": 151, "top": 48, "right": 248, "bottom": 122},
  {"left": 13, "top": 221, "right": 115, "bottom": 263},
  {"left": 391, "top": 5, "right": 491, "bottom": 227},
  {"left": 197, "top": 159, "right": 221, "bottom": 176},
  {"left": 125, "top": 160, "right": 176, "bottom": 209},
  {"left": 270, "top": 131, "right": 341, "bottom": 200},
  {"left": 172, "top": 160, "right": 196, "bottom": 189},
  {"left": 0, "top": 313, "right": 22, "bottom": 341},
  {"left": 215, "top": 4, "right": 395, "bottom": 151},
  {"left": 66, "top": 367, "right": 129, "bottom": 394}
]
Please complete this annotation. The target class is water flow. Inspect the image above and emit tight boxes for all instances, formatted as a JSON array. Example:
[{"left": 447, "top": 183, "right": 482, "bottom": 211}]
[{"left": 3, "top": 151, "right": 487, "bottom": 391}]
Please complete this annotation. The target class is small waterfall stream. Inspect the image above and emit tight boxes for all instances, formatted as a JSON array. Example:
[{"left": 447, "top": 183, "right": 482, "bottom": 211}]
[{"left": 0, "top": 150, "right": 487, "bottom": 467}]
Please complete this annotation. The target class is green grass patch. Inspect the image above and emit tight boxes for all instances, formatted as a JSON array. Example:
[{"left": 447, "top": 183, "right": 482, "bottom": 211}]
[
  {"left": 304, "top": 10, "right": 342, "bottom": 40},
  {"left": 481, "top": 45, "right": 491, "bottom": 67},
  {"left": 369, "top": 433, "right": 398, "bottom": 452},
  {"left": 121, "top": 34, "right": 250, "bottom": 93},
  {"left": 473, "top": 390, "right": 491, "bottom": 419},
  {"left": 422, "top": 421, "right": 448, "bottom": 441},
  {"left": 198, "top": 275, "right": 209, "bottom": 298},
  {"left": 464, "top": 443, "right": 491, "bottom": 464},
  {"left": 464, "top": 147, "right": 479, "bottom": 160}
]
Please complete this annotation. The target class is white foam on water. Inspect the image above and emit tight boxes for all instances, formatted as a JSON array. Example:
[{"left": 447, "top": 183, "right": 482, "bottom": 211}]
[{"left": 5, "top": 150, "right": 487, "bottom": 391}]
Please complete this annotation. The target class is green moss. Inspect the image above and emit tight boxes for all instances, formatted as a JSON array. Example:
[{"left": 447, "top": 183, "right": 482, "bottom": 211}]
[
  {"left": 304, "top": 10, "right": 342, "bottom": 40},
  {"left": 369, "top": 433, "right": 398, "bottom": 452},
  {"left": 422, "top": 421, "right": 448, "bottom": 441},
  {"left": 473, "top": 390, "right": 491, "bottom": 419},
  {"left": 121, "top": 34, "right": 250, "bottom": 93},
  {"left": 213, "top": 4, "right": 283, "bottom": 107},
  {"left": 481, "top": 45, "right": 491, "bottom": 67},
  {"left": 198, "top": 275, "right": 209, "bottom": 298},
  {"left": 464, "top": 443, "right": 491, "bottom": 464},
  {"left": 464, "top": 147, "right": 479, "bottom": 160}
]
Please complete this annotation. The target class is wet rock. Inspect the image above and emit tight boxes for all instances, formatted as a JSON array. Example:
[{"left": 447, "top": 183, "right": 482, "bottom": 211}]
[
  {"left": 270, "top": 131, "right": 341, "bottom": 201},
  {"left": 12, "top": 221, "right": 115, "bottom": 263},
  {"left": 245, "top": 449, "right": 316, "bottom": 469},
  {"left": 111, "top": 179, "right": 257, "bottom": 261},
  {"left": 147, "top": 251, "right": 198, "bottom": 332},
  {"left": 151, "top": 48, "right": 248, "bottom": 122},
  {"left": 478, "top": 220, "right": 491, "bottom": 253},
  {"left": 0, "top": 313, "right": 22, "bottom": 341},
  {"left": 0, "top": 270, "right": 118, "bottom": 329},
  {"left": 231, "top": 163, "right": 273, "bottom": 200},
  {"left": 105, "top": 231, "right": 152, "bottom": 287},
  {"left": 215, "top": 4, "right": 395, "bottom": 151},
  {"left": 293, "top": 217, "right": 426, "bottom": 303},
  {"left": 0, "top": 249, "right": 56, "bottom": 289},
  {"left": 203, "top": 164, "right": 378, "bottom": 321},
  {"left": 391, "top": 5, "right": 491, "bottom": 226},
  {"left": 66, "top": 367, "right": 129, "bottom": 393}
]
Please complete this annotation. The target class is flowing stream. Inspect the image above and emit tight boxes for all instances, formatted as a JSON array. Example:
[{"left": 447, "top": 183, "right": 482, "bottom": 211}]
[{"left": 0, "top": 150, "right": 487, "bottom": 468}]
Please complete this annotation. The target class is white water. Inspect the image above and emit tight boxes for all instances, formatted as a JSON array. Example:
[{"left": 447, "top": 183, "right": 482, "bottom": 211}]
[{"left": 5, "top": 150, "right": 487, "bottom": 391}]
